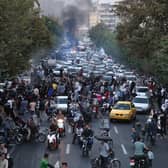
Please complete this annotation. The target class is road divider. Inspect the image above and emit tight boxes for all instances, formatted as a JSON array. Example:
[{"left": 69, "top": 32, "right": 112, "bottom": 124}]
[
  {"left": 121, "top": 144, "right": 128, "bottom": 155},
  {"left": 114, "top": 126, "right": 119, "bottom": 134},
  {"left": 66, "top": 144, "right": 70, "bottom": 155}
]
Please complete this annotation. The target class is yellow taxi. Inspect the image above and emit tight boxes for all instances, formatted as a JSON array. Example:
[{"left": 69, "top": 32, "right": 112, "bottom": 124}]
[{"left": 109, "top": 101, "right": 136, "bottom": 121}]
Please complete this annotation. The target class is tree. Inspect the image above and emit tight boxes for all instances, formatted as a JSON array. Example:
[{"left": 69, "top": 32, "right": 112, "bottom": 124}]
[
  {"left": 0, "top": 0, "right": 63, "bottom": 79},
  {"left": 115, "top": 0, "right": 168, "bottom": 84},
  {"left": 89, "top": 24, "right": 121, "bottom": 58}
]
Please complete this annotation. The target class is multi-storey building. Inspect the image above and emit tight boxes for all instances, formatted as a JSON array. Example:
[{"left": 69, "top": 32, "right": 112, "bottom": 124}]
[
  {"left": 89, "top": 0, "right": 122, "bottom": 31},
  {"left": 89, "top": 11, "right": 99, "bottom": 28}
]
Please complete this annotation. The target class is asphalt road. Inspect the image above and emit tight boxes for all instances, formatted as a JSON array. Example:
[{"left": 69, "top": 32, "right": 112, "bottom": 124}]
[{"left": 12, "top": 114, "right": 168, "bottom": 168}]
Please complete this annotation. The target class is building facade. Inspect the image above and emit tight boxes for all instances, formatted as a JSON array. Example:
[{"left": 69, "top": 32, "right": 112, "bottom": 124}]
[
  {"left": 89, "top": 11, "right": 99, "bottom": 28},
  {"left": 89, "top": 0, "right": 122, "bottom": 31}
]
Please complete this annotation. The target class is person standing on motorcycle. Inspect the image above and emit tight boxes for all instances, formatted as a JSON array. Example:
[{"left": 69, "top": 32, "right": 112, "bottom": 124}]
[
  {"left": 99, "top": 140, "right": 110, "bottom": 168},
  {"left": 81, "top": 124, "right": 94, "bottom": 148}
]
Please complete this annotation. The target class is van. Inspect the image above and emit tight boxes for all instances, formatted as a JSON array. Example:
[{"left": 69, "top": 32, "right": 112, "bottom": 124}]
[{"left": 56, "top": 96, "right": 68, "bottom": 111}]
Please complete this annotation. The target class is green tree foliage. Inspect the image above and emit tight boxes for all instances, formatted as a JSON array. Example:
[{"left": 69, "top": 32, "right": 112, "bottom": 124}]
[
  {"left": 0, "top": 0, "right": 63, "bottom": 79},
  {"left": 42, "top": 16, "right": 63, "bottom": 45},
  {"left": 115, "top": 0, "right": 168, "bottom": 84},
  {"left": 89, "top": 24, "right": 121, "bottom": 58}
]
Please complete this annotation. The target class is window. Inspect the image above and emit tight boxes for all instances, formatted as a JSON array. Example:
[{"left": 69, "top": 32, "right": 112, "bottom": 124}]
[{"left": 114, "top": 103, "right": 130, "bottom": 110}]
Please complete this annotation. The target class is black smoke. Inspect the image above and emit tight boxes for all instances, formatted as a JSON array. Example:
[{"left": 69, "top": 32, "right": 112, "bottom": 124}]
[
  {"left": 62, "top": 6, "right": 84, "bottom": 38},
  {"left": 62, "top": 0, "right": 92, "bottom": 41}
]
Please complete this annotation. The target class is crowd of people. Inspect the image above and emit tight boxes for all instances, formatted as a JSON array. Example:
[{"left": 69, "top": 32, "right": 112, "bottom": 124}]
[{"left": 0, "top": 51, "right": 167, "bottom": 168}]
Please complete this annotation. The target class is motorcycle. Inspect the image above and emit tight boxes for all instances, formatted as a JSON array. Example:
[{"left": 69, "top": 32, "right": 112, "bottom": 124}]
[
  {"left": 81, "top": 137, "right": 93, "bottom": 157},
  {"left": 47, "top": 131, "right": 60, "bottom": 150},
  {"left": 91, "top": 152, "right": 120, "bottom": 168},
  {"left": 16, "top": 125, "right": 46, "bottom": 143},
  {"left": 57, "top": 119, "right": 65, "bottom": 137},
  {"left": 0, "top": 127, "right": 23, "bottom": 145},
  {"left": 129, "top": 156, "right": 148, "bottom": 168}
]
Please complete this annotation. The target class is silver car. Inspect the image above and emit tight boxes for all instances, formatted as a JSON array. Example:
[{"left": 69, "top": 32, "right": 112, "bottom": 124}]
[
  {"left": 136, "top": 86, "right": 150, "bottom": 97},
  {"left": 133, "top": 95, "right": 151, "bottom": 113}
]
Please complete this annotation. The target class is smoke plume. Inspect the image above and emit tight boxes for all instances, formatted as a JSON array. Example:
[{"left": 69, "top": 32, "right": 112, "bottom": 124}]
[{"left": 39, "top": 0, "right": 92, "bottom": 39}]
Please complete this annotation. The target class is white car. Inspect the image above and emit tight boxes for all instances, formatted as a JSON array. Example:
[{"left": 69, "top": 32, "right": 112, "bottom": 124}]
[
  {"left": 136, "top": 86, "right": 149, "bottom": 97},
  {"left": 126, "top": 75, "right": 137, "bottom": 82},
  {"left": 124, "top": 71, "right": 134, "bottom": 76},
  {"left": 133, "top": 95, "right": 151, "bottom": 113}
]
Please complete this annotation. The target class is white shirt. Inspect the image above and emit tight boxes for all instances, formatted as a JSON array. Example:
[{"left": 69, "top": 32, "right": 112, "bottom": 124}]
[
  {"left": 0, "top": 159, "right": 8, "bottom": 168},
  {"left": 99, "top": 142, "right": 109, "bottom": 157}
]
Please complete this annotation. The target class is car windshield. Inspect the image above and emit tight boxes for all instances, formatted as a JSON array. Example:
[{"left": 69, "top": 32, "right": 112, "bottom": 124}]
[
  {"left": 137, "top": 88, "right": 148, "bottom": 92},
  {"left": 113, "top": 103, "right": 130, "bottom": 110},
  {"left": 56, "top": 98, "right": 67, "bottom": 104},
  {"left": 134, "top": 98, "right": 148, "bottom": 104}
]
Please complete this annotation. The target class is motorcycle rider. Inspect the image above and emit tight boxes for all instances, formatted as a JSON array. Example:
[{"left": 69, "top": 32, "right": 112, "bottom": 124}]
[
  {"left": 81, "top": 124, "right": 94, "bottom": 148},
  {"left": 56, "top": 111, "right": 66, "bottom": 135},
  {"left": 56, "top": 111, "right": 65, "bottom": 120},
  {"left": 72, "top": 116, "right": 85, "bottom": 144},
  {"left": 50, "top": 118, "right": 58, "bottom": 132},
  {"left": 99, "top": 140, "right": 110, "bottom": 168},
  {"left": 134, "top": 137, "right": 148, "bottom": 164},
  {"left": 49, "top": 118, "right": 60, "bottom": 143},
  {"left": 27, "top": 117, "right": 38, "bottom": 141}
]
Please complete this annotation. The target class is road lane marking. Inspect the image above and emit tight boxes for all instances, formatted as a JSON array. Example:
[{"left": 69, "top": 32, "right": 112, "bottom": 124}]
[
  {"left": 68, "top": 126, "right": 72, "bottom": 134},
  {"left": 66, "top": 144, "right": 70, "bottom": 154},
  {"left": 121, "top": 144, "right": 128, "bottom": 155},
  {"left": 114, "top": 126, "right": 119, "bottom": 134},
  {"left": 54, "top": 161, "right": 60, "bottom": 168}
]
